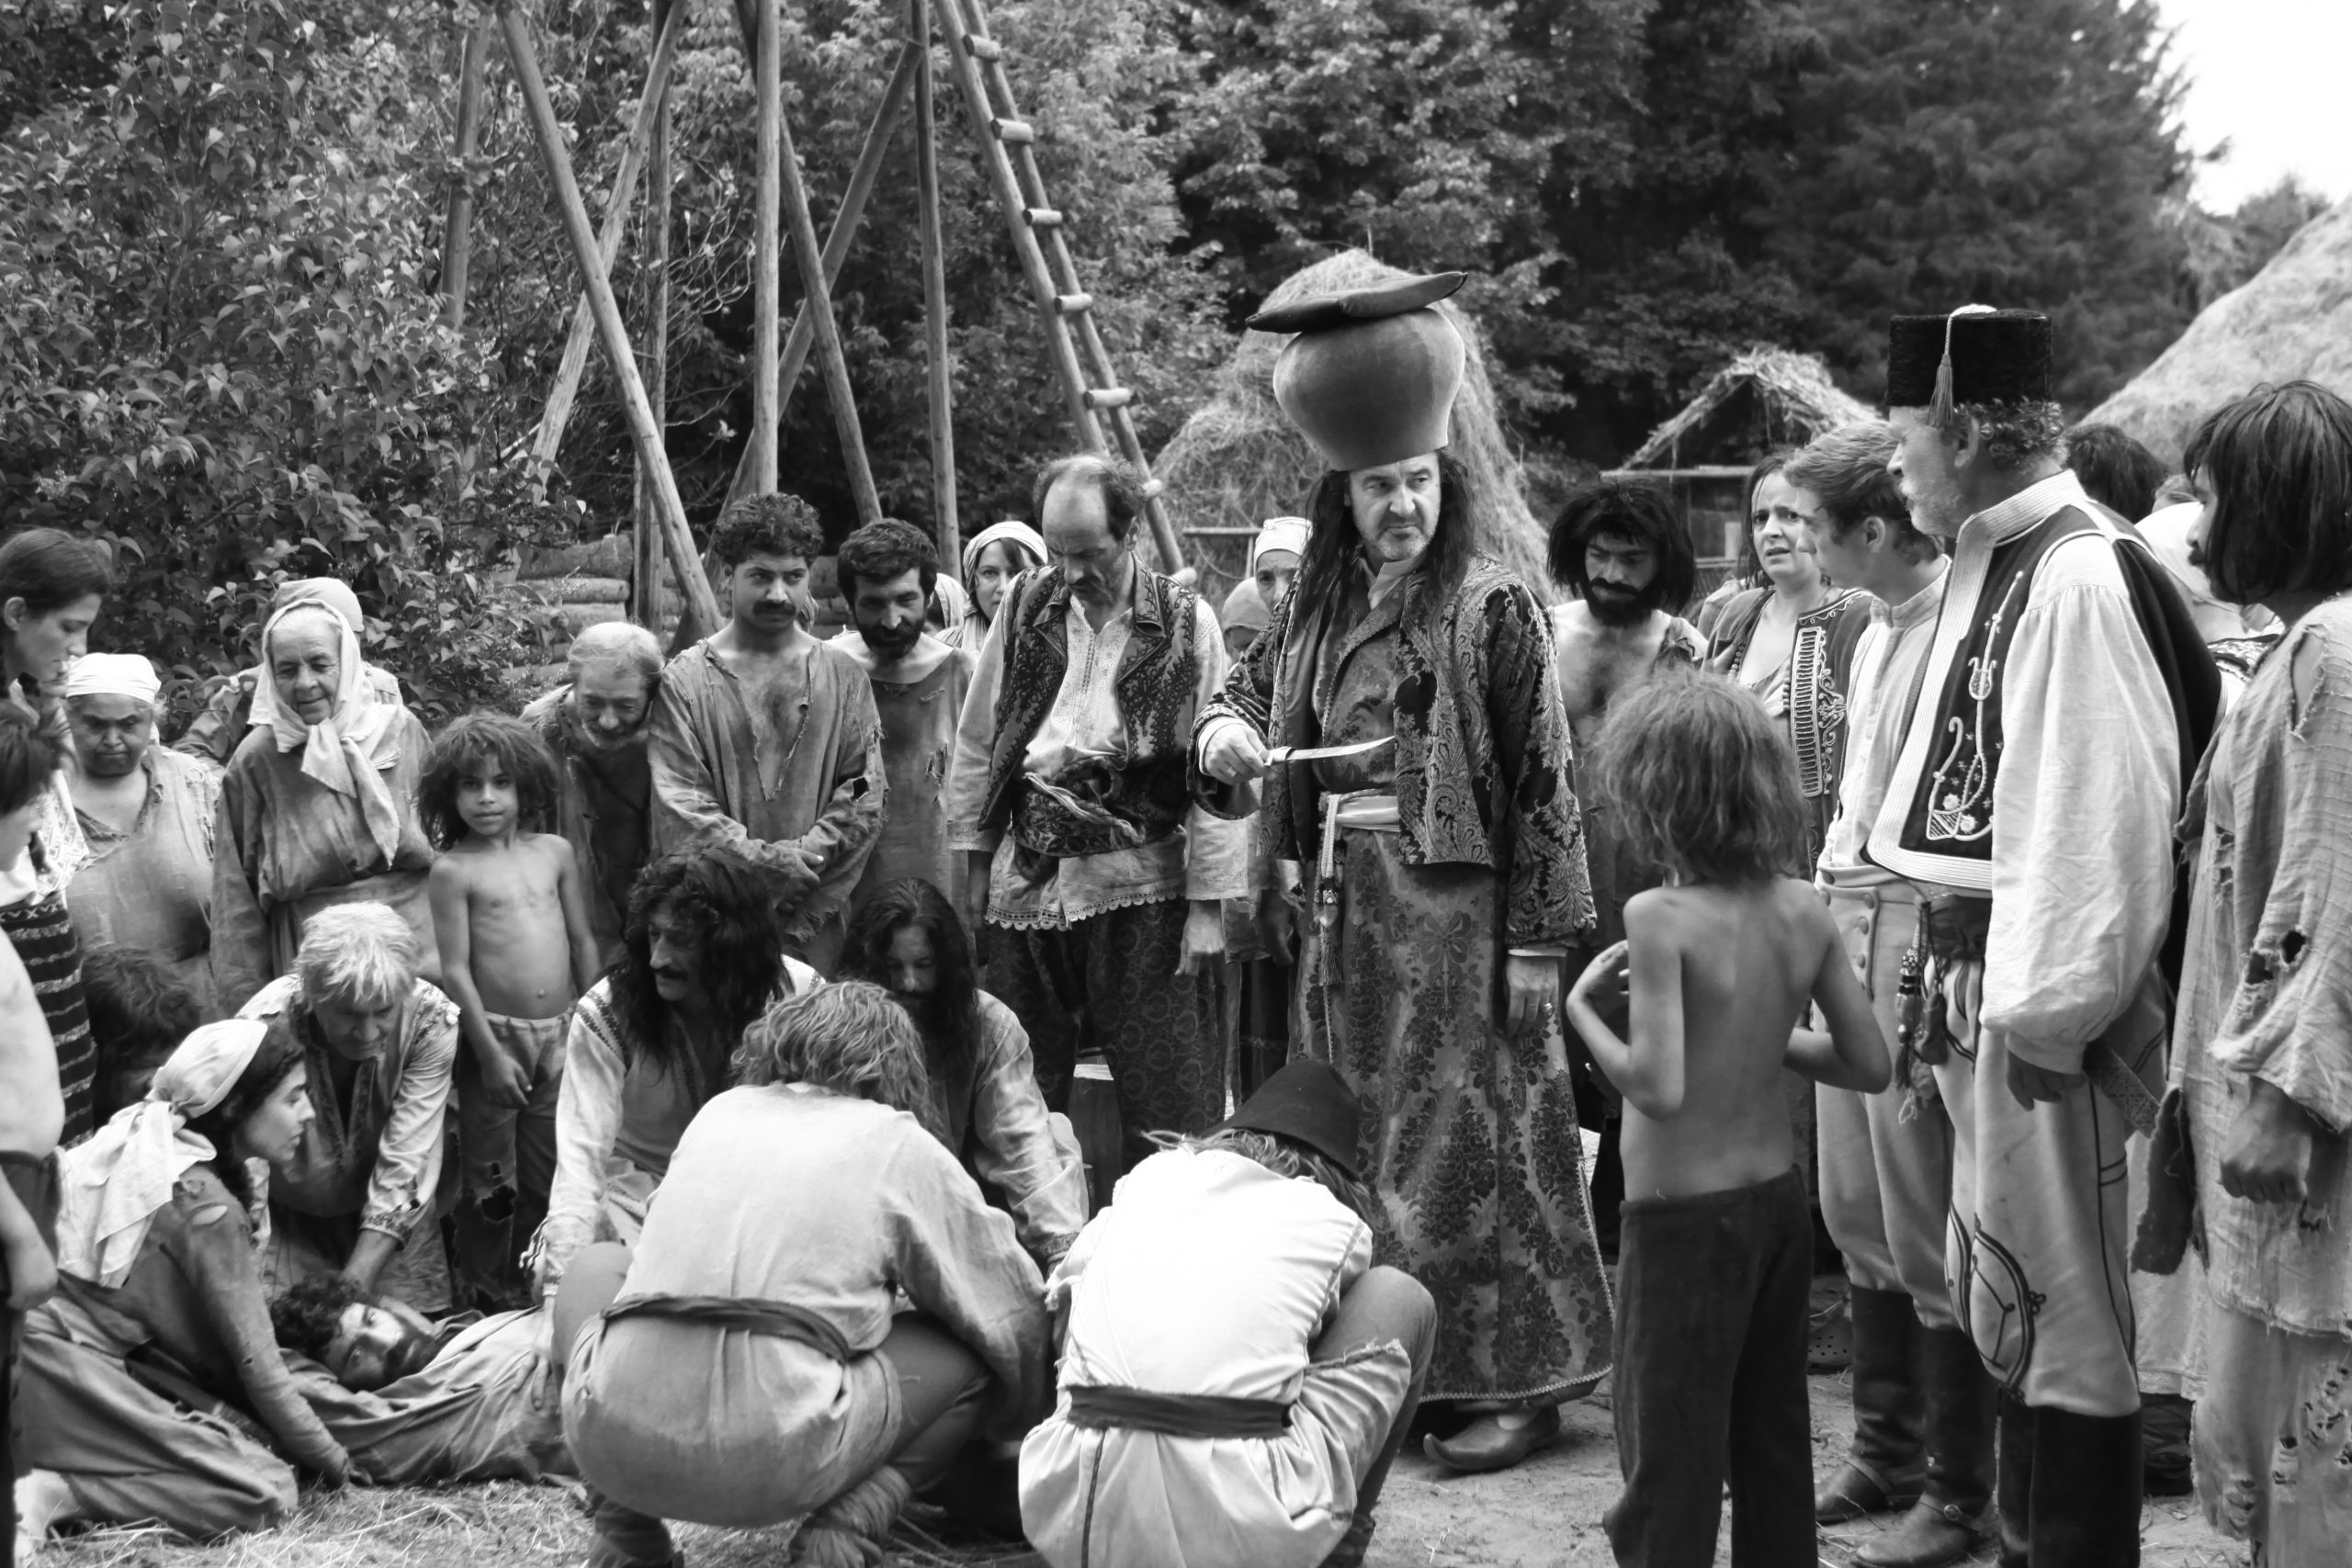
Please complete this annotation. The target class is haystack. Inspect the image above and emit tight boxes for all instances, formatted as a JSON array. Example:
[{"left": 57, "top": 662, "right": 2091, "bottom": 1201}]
[
  {"left": 1620, "top": 347, "right": 1871, "bottom": 470},
  {"left": 1155, "top": 250, "right": 1555, "bottom": 605},
  {"left": 2085, "top": 195, "right": 2352, "bottom": 467}
]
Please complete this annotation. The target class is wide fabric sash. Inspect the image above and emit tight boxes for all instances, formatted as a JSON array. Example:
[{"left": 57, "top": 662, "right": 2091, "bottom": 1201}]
[
  {"left": 1064, "top": 1382, "right": 1293, "bottom": 1438},
  {"left": 600, "top": 1293, "right": 853, "bottom": 1361}
]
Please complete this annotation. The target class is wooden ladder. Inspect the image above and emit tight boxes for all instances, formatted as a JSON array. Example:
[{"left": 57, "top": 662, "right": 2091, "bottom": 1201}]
[{"left": 929, "top": 0, "right": 1185, "bottom": 572}]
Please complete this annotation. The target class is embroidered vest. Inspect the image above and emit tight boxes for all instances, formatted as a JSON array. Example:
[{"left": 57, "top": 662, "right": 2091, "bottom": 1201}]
[{"left": 977, "top": 566, "right": 1200, "bottom": 857}]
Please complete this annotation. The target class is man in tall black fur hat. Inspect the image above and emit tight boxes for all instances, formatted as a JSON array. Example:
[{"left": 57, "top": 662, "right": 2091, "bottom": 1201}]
[{"left": 1869, "top": 307, "right": 2217, "bottom": 1567}]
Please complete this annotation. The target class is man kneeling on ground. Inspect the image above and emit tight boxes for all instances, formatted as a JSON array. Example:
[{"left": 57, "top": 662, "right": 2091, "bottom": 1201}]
[
  {"left": 1020, "top": 1058, "right": 1437, "bottom": 1568},
  {"left": 555, "top": 981, "right": 1052, "bottom": 1568}
]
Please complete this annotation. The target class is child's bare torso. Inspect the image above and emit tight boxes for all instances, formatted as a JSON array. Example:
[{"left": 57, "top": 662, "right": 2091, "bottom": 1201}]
[
  {"left": 1622, "top": 877, "right": 1826, "bottom": 1201},
  {"left": 447, "top": 834, "right": 576, "bottom": 1020}
]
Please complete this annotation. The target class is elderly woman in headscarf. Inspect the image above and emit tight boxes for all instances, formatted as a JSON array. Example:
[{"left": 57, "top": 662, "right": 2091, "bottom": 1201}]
[
  {"left": 14, "top": 1020, "right": 356, "bottom": 1547},
  {"left": 171, "top": 578, "right": 406, "bottom": 772},
  {"left": 210, "top": 587, "right": 435, "bottom": 1013},
  {"left": 62, "top": 653, "right": 222, "bottom": 1019},
  {"left": 952, "top": 520, "right": 1047, "bottom": 649},
  {"left": 237, "top": 904, "right": 458, "bottom": 1305}
]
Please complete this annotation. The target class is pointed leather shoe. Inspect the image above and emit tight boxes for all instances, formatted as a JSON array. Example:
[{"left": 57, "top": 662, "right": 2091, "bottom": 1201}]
[
  {"left": 1422, "top": 1404, "right": 1563, "bottom": 1473},
  {"left": 1855, "top": 1499, "right": 1992, "bottom": 1568}
]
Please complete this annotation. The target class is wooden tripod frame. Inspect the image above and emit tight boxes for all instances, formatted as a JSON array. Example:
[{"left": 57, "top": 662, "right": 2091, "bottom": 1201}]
[{"left": 443, "top": 0, "right": 1188, "bottom": 637}]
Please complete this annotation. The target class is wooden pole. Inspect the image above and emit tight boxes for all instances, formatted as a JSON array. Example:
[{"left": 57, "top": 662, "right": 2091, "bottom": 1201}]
[
  {"left": 440, "top": 17, "right": 494, "bottom": 332},
  {"left": 775, "top": 81, "right": 885, "bottom": 526},
  {"left": 498, "top": 0, "right": 719, "bottom": 632},
  {"left": 913, "top": 0, "right": 957, "bottom": 565},
  {"left": 633, "top": 0, "right": 676, "bottom": 630},
  {"left": 523, "top": 0, "right": 685, "bottom": 488},
  {"left": 749, "top": 0, "right": 782, "bottom": 494},
  {"left": 721, "top": 42, "right": 919, "bottom": 511}
]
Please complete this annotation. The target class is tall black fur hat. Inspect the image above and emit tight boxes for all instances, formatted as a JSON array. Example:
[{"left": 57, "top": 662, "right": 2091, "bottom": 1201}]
[{"left": 1886, "top": 307, "right": 2054, "bottom": 414}]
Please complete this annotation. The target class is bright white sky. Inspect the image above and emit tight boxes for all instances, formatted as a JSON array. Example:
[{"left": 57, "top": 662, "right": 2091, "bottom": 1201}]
[{"left": 2159, "top": 0, "right": 2352, "bottom": 210}]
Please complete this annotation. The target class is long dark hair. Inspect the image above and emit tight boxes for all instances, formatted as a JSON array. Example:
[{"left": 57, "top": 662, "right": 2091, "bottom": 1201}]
[
  {"left": 418, "top": 712, "right": 559, "bottom": 849},
  {"left": 607, "top": 849, "right": 789, "bottom": 1080},
  {"left": 1735, "top": 449, "right": 1793, "bottom": 585},
  {"left": 2182, "top": 380, "right": 2352, "bottom": 605},
  {"left": 183, "top": 1032, "right": 306, "bottom": 1211},
  {"left": 1547, "top": 479, "right": 1700, "bottom": 615},
  {"left": 839, "top": 878, "right": 979, "bottom": 1076},
  {"left": 0, "top": 528, "right": 112, "bottom": 625},
  {"left": 1291, "top": 449, "right": 1476, "bottom": 618}
]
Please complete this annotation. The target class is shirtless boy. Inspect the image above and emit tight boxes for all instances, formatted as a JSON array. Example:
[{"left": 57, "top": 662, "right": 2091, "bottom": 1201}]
[
  {"left": 423, "top": 714, "right": 597, "bottom": 1311},
  {"left": 1564, "top": 671, "right": 1888, "bottom": 1568}
]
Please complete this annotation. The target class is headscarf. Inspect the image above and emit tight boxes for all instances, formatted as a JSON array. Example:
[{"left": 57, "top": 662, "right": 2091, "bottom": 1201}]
[
  {"left": 1249, "top": 516, "right": 1311, "bottom": 578},
  {"left": 248, "top": 598, "right": 406, "bottom": 863},
  {"left": 271, "top": 576, "right": 367, "bottom": 635},
  {"left": 930, "top": 571, "right": 970, "bottom": 633},
  {"left": 55, "top": 1020, "right": 273, "bottom": 1288},
  {"left": 59, "top": 651, "right": 162, "bottom": 706},
  {"left": 959, "top": 521, "right": 1048, "bottom": 597},
  {"left": 1220, "top": 577, "right": 1270, "bottom": 638}
]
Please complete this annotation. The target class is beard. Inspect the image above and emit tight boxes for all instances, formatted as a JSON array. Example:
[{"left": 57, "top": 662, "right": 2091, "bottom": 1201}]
[
  {"left": 1584, "top": 580, "right": 1660, "bottom": 628},
  {"left": 858, "top": 616, "right": 923, "bottom": 660},
  {"left": 890, "top": 984, "right": 955, "bottom": 1037}
]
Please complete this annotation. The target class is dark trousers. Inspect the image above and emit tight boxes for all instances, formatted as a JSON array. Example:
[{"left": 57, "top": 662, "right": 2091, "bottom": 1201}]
[
  {"left": 1607, "top": 1168, "right": 1815, "bottom": 1568},
  {"left": 988, "top": 899, "right": 1222, "bottom": 1170},
  {"left": 3, "top": 1153, "right": 60, "bottom": 1568}
]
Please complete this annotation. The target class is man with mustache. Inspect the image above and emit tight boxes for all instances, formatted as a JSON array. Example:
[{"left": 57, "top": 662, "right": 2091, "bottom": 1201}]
[
  {"left": 647, "top": 493, "right": 884, "bottom": 973},
  {"left": 830, "top": 521, "right": 978, "bottom": 913},
  {"left": 946, "top": 453, "right": 1247, "bottom": 1173},
  {"left": 1872, "top": 307, "right": 2216, "bottom": 1566},
  {"left": 521, "top": 623, "right": 664, "bottom": 969}
]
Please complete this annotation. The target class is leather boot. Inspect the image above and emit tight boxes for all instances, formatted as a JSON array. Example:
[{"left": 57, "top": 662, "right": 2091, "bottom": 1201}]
[
  {"left": 1996, "top": 1394, "right": 2032, "bottom": 1568},
  {"left": 1857, "top": 1326, "right": 1997, "bottom": 1567},
  {"left": 1816, "top": 1288, "right": 1926, "bottom": 1523},
  {"left": 2027, "top": 1405, "right": 2143, "bottom": 1568}
]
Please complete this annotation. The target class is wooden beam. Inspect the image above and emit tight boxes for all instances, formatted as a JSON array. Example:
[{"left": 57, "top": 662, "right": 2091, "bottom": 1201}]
[
  {"left": 633, "top": 0, "right": 676, "bottom": 630},
  {"left": 775, "top": 74, "right": 884, "bottom": 525},
  {"left": 913, "top": 0, "right": 957, "bottom": 565},
  {"left": 721, "top": 41, "right": 919, "bottom": 511},
  {"left": 749, "top": 0, "right": 781, "bottom": 494},
  {"left": 522, "top": 0, "right": 685, "bottom": 489},
  {"left": 439, "top": 17, "right": 493, "bottom": 332},
  {"left": 498, "top": 0, "right": 719, "bottom": 632}
]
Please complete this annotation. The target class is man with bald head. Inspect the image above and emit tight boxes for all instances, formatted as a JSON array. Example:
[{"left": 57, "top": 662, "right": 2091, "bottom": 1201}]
[
  {"left": 171, "top": 578, "right": 405, "bottom": 771},
  {"left": 522, "top": 623, "right": 664, "bottom": 967},
  {"left": 946, "top": 453, "right": 1246, "bottom": 1171}
]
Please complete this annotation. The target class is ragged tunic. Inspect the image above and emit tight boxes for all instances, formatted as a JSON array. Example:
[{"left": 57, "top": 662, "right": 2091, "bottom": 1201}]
[
  {"left": 1193, "top": 553, "right": 1606, "bottom": 1404},
  {"left": 209, "top": 711, "right": 437, "bottom": 1013},
  {"left": 648, "top": 639, "right": 885, "bottom": 964},
  {"left": 523, "top": 687, "right": 652, "bottom": 966},
  {"left": 19, "top": 1166, "right": 345, "bottom": 1537},
  {"left": 297, "top": 1307, "right": 573, "bottom": 1485},
  {"left": 238, "top": 976, "right": 458, "bottom": 1294},
  {"left": 1021, "top": 1147, "right": 1414, "bottom": 1568},
  {"left": 537, "top": 961, "right": 820, "bottom": 1286},
  {"left": 930, "top": 991, "right": 1089, "bottom": 1263},
  {"left": 2171, "top": 601, "right": 2352, "bottom": 1338},
  {"left": 68, "top": 749, "right": 221, "bottom": 1016},
  {"left": 563, "top": 1084, "right": 1051, "bottom": 1528},
  {"left": 830, "top": 632, "right": 976, "bottom": 908}
]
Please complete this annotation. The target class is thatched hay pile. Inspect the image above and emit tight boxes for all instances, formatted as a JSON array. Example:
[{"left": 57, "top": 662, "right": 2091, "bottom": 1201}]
[
  {"left": 1155, "top": 250, "right": 1555, "bottom": 605},
  {"left": 2084, "top": 196, "right": 2352, "bottom": 467},
  {"left": 1621, "top": 347, "right": 1871, "bottom": 469}
]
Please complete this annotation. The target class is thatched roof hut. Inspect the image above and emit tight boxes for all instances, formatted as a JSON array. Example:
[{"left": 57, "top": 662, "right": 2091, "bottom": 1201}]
[
  {"left": 1155, "top": 250, "right": 1554, "bottom": 605},
  {"left": 1620, "top": 347, "right": 1872, "bottom": 470},
  {"left": 2083, "top": 197, "right": 2352, "bottom": 468}
]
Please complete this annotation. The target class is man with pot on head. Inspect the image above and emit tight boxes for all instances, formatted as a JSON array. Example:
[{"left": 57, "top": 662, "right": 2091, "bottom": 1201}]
[
  {"left": 945, "top": 454, "right": 1248, "bottom": 1170},
  {"left": 1870, "top": 307, "right": 2216, "bottom": 1565},
  {"left": 62, "top": 653, "right": 222, "bottom": 1020},
  {"left": 648, "top": 493, "right": 885, "bottom": 975},
  {"left": 522, "top": 622, "right": 665, "bottom": 969},
  {"left": 1193, "top": 272, "right": 1605, "bottom": 1473},
  {"left": 830, "top": 520, "right": 978, "bottom": 911},
  {"left": 172, "top": 577, "right": 405, "bottom": 773}
]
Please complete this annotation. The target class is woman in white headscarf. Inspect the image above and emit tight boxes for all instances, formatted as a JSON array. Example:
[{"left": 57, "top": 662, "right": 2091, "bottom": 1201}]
[
  {"left": 954, "top": 521, "right": 1047, "bottom": 649},
  {"left": 15, "top": 1020, "right": 356, "bottom": 1546},
  {"left": 209, "top": 592, "right": 435, "bottom": 1013}
]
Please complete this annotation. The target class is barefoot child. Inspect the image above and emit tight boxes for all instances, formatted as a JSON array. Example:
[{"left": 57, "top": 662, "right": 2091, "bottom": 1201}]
[
  {"left": 1563, "top": 671, "right": 1888, "bottom": 1568},
  {"left": 424, "top": 714, "right": 597, "bottom": 1312}
]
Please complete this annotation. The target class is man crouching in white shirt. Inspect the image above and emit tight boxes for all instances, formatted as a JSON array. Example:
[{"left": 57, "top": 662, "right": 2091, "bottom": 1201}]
[{"left": 1019, "top": 1059, "right": 1434, "bottom": 1568}]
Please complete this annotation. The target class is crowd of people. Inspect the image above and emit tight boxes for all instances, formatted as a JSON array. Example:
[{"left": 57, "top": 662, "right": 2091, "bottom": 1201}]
[{"left": 0, "top": 276, "right": 2345, "bottom": 1568}]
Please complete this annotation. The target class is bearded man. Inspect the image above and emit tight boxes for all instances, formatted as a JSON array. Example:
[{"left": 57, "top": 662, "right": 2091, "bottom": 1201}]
[
  {"left": 1193, "top": 271, "right": 1604, "bottom": 1474},
  {"left": 62, "top": 654, "right": 221, "bottom": 1016},
  {"left": 273, "top": 1277, "right": 574, "bottom": 1484},
  {"left": 831, "top": 521, "right": 978, "bottom": 912},
  {"left": 648, "top": 493, "right": 885, "bottom": 973},
  {"left": 1871, "top": 307, "right": 2215, "bottom": 1566},
  {"left": 945, "top": 453, "right": 1247, "bottom": 1170},
  {"left": 521, "top": 623, "right": 664, "bottom": 968},
  {"left": 530, "top": 850, "right": 819, "bottom": 1294}
]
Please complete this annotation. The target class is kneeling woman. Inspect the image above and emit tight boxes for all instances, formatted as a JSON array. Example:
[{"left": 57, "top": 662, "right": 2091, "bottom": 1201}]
[
  {"left": 16, "top": 1021, "right": 354, "bottom": 1543},
  {"left": 557, "top": 981, "right": 1052, "bottom": 1568}
]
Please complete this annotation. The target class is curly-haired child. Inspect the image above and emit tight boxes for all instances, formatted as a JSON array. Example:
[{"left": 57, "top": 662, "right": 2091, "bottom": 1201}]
[
  {"left": 1563, "top": 669, "right": 1888, "bottom": 1567},
  {"left": 422, "top": 712, "right": 597, "bottom": 1311}
]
